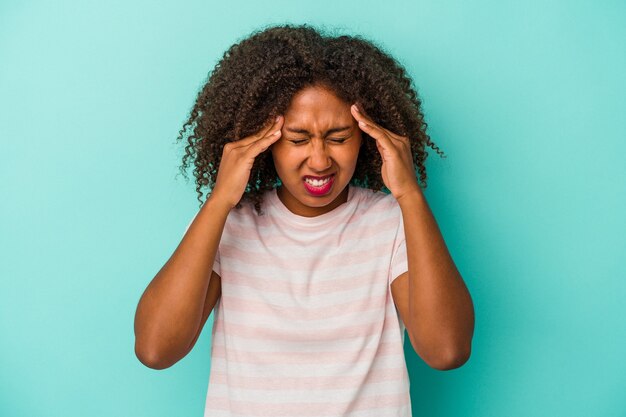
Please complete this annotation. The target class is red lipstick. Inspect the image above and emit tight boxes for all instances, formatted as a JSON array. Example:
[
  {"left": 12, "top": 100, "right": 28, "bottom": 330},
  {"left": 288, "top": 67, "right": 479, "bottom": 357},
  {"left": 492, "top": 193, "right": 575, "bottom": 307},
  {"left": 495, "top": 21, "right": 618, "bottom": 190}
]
[{"left": 303, "top": 174, "right": 335, "bottom": 196}]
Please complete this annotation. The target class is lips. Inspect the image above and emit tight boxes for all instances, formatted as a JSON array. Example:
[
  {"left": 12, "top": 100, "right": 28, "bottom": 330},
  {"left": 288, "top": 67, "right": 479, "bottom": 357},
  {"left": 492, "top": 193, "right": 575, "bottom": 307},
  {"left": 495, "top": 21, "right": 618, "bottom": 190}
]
[{"left": 303, "top": 174, "right": 335, "bottom": 196}]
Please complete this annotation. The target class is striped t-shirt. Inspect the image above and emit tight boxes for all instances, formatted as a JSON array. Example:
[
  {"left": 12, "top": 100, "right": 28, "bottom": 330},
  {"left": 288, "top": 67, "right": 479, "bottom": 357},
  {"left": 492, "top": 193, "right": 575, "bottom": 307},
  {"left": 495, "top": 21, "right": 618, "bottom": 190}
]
[{"left": 188, "top": 184, "right": 411, "bottom": 416}]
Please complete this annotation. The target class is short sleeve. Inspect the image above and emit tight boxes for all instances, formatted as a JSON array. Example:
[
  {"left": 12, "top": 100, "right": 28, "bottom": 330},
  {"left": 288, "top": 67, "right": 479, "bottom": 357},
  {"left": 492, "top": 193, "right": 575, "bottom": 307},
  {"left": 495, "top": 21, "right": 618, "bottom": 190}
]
[
  {"left": 389, "top": 206, "right": 408, "bottom": 286},
  {"left": 212, "top": 249, "right": 221, "bottom": 276},
  {"left": 182, "top": 211, "right": 221, "bottom": 276}
]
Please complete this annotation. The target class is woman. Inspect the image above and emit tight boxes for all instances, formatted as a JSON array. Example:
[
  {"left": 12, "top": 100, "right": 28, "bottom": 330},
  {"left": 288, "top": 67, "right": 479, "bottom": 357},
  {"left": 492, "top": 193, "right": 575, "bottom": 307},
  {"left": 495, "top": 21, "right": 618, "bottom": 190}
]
[{"left": 134, "top": 23, "right": 474, "bottom": 416}]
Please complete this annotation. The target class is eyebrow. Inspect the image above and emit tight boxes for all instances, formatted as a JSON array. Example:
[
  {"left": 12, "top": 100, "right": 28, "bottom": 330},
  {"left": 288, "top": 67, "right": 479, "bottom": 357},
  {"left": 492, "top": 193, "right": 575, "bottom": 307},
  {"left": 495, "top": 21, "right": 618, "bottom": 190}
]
[{"left": 284, "top": 126, "right": 352, "bottom": 136}]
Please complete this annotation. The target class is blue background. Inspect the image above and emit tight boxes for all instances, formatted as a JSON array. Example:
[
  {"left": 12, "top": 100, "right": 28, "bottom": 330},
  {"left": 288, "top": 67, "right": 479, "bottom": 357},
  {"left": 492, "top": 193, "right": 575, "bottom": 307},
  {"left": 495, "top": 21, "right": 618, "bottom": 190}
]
[{"left": 1, "top": 1, "right": 624, "bottom": 416}]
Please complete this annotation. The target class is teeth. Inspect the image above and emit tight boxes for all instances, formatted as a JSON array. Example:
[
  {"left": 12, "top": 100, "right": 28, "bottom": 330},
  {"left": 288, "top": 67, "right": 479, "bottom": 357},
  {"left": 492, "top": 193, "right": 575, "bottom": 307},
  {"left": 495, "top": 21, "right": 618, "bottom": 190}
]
[{"left": 305, "top": 177, "right": 331, "bottom": 187}]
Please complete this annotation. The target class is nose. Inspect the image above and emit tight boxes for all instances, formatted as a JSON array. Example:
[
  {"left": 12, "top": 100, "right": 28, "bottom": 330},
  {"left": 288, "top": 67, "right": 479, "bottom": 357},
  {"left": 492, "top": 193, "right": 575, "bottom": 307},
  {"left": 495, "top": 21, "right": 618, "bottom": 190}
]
[{"left": 306, "top": 139, "right": 332, "bottom": 172}]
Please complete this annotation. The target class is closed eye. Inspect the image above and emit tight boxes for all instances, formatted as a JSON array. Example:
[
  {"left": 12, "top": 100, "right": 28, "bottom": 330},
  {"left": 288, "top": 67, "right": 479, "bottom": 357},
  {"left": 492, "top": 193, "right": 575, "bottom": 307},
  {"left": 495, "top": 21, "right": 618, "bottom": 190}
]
[{"left": 289, "top": 138, "right": 349, "bottom": 145}]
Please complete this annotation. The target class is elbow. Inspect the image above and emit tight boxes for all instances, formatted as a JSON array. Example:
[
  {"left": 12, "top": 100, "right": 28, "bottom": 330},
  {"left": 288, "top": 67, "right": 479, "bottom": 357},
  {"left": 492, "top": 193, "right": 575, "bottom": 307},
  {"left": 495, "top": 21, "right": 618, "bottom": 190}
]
[
  {"left": 408, "top": 327, "right": 473, "bottom": 371},
  {"left": 428, "top": 343, "right": 472, "bottom": 371},
  {"left": 135, "top": 342, "right": 174, "bottom": 370}
]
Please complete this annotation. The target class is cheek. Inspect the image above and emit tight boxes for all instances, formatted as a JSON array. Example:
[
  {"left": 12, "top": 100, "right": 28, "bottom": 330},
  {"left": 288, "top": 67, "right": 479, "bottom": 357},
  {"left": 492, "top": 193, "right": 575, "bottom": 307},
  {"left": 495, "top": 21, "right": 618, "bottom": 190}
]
[{"left": 270, "top": 147, "right": 296, "bottom": 170}]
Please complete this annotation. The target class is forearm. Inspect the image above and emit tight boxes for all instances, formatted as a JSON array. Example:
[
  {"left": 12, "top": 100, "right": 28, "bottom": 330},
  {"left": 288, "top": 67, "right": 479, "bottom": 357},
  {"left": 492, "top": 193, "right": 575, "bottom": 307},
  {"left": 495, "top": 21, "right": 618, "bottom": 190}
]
[
  {"left": 397, "top": 189, "right": 474, "bottom": 366},
  {"left": 134, "top": 194, "right": 231, "bottom": 367}
]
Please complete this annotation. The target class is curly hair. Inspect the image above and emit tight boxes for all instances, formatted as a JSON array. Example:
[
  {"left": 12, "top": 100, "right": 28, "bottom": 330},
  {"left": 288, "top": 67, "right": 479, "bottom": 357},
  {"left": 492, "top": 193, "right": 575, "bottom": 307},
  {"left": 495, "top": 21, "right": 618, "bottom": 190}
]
[{"left": 176, "top": 23, "right": 446, "bottom": 215}]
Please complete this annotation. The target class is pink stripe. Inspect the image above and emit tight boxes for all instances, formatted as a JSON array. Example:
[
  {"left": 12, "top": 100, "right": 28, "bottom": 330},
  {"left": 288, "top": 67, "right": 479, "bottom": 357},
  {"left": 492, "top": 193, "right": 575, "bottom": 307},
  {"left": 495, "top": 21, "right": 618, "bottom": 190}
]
[
  {"left": 220, "top": 267, "right": 387, "bottom": 296},
  {"left": 210, "top": 340, "right": 401, "bottom": 365},
  {"left": 221, "top": 294, "right": 386, "bottom": 318},
  {"left": 219, "top": 244, "right": 392, "bottom": 270},
  {"left": 205, "top": 392, "right": 410, "bottom": 416},
  {"left": 210, "top": 365, "right": 406, "bottom": 389},
  {"left": 213, "top": 311, "right": 399, "bottom": 343}
]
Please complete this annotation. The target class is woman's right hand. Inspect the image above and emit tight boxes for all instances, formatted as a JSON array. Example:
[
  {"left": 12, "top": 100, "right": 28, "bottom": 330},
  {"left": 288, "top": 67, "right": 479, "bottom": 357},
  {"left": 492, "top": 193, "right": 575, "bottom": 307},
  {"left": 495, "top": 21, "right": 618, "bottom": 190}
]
[{"left": 210, "top": 115, "right": 284, "bottom": 209}]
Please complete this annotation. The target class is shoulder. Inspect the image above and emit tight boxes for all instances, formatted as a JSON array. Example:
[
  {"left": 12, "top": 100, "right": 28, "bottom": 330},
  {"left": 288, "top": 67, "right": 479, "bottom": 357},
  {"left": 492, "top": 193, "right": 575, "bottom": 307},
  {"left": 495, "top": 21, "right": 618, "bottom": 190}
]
[
  {"left": 351, "top": 187, "right": 403, "bottom": 235},
  {"left": 226, "top": 192, "right": 273, "bottom": 225},
  {"left": 352, "top": 186, "right": 400, "bottom": 213}
]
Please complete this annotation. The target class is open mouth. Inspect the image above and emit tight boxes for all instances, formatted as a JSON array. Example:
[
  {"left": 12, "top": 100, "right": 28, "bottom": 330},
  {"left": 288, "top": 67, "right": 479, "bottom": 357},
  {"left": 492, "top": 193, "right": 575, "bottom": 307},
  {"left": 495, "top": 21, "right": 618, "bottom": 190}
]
[{"left": 303, "top": 174, "right": 335, "bottom": 196}]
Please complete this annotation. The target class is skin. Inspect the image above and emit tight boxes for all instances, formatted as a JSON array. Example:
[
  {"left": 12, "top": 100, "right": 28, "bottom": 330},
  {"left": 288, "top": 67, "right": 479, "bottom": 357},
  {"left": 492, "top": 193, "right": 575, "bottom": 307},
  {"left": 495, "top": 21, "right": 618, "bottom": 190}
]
[{"left": 269, "top": 85, "right": 363, "bottom": 217}]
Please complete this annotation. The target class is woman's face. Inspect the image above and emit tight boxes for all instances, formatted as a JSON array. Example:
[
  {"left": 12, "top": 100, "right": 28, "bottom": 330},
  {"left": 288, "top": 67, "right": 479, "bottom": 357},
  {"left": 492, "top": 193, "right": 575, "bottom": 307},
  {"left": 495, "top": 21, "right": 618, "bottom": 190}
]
[{"left": 270, "top": 85, "right": 363, "bottom": 217}]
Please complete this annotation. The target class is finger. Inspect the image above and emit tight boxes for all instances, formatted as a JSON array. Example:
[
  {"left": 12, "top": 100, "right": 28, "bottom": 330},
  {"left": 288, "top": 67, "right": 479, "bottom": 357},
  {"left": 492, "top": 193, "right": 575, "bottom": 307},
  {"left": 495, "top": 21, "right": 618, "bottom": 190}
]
[
  {"left": 351, "top": 104, "right": 407, "bottom": 142},
  {"left": 234, "top": 115, "right": 284, "bottom": 148},
  {"left": 263, "top": 114, "right": 283, "bottom": 136},
  {"left": 257, "top": 115, "right": 283, "bottom": 141},
  {"left": 247, "top": 116, "right": 283, "bottom": 148},
  {"left": 351, "top": 104, "right": 385, "bottom": 135},
  {"left": 355, "top": 117, "right": 395, "bottom": 153},
  {"left": 246, "top": 127, "right": 282, "bottom": 156},
  {"left": 351, "top": 104, "right": 377, "bottom": 127}
]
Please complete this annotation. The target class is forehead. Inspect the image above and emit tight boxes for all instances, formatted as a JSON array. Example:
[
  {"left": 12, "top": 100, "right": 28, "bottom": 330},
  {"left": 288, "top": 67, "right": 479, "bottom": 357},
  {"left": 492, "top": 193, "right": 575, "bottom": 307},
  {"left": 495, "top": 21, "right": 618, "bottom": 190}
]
[{"left": 284, "top": 86, "right": 353, "bottom": 127}]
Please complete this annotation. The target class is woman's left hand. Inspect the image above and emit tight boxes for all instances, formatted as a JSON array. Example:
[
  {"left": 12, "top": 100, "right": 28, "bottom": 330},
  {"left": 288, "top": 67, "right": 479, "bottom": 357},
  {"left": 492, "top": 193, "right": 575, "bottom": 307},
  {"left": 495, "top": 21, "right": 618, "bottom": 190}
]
[{"left": 351, "top": 103, "right": 421, "bottom": 201}]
